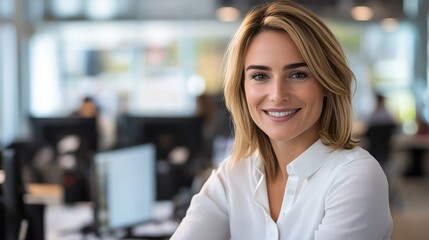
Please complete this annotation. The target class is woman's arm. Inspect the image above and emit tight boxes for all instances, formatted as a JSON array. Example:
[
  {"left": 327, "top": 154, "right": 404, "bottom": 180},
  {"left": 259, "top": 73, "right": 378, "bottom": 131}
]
[
  {"left": 170, "top": 167, "right": 230, "bottom": 240},
  {"left": 315, "top": 157, "right": 393, "bottom": 240}
]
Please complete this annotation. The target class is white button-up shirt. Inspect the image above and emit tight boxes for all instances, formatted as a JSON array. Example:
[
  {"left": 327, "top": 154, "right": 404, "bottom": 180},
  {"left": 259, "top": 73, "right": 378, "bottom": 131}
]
[{"left": 171, "top": 140, "right": 393, "bottom": 240}]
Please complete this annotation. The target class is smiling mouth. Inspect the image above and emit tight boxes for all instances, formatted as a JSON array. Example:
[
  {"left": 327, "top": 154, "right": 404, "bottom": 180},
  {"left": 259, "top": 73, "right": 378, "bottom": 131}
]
[{"left": 266, "top": 109, "right": 300, "bottom": 117}]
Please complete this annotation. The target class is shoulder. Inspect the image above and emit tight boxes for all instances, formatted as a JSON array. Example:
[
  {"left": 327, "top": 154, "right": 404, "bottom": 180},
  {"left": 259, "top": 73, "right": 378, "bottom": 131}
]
[
  {"left": 330, "top": 146, "right": 380, "bottom": 169},
  {"left": 315, "top": 147, "right": 392, "bottom": 239},
  {"left": 326, "top": 146, "right": 388, "bottom": 192},
  {"left": 215, "top": 153, "right": 259, "bottom": 178},
  {"left": 212, "top": 153, "right": 262, "bottom": 191}
]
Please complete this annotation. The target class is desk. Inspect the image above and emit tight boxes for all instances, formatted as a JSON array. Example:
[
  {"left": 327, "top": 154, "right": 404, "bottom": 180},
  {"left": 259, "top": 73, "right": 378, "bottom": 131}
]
[
  {"left": 392, "top": 134, "right": 429, "bottom": 176},
  {"left": 45, "top": 201, "right": 178, "bottom": 240},
  {"left": 392, "top": 134, "right": 429, "bottom": 150},
  {"left": 24, "top": 184, "right": 179, "bottom": 239},
  {"left": 25, "top": 184, "right": 63, "bottom": 205}
]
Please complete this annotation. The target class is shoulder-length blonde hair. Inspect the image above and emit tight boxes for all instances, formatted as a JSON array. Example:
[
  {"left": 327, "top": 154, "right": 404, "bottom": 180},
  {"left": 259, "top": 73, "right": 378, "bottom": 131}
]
[{"left": 223, "top": 0, "right": 357, "bottom": 179}]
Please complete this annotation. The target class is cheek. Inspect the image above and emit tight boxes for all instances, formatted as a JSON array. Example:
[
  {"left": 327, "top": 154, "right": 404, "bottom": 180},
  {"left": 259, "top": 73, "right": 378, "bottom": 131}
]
[
  {"left": 244, "top": 85, "right": 261, "bottom": 119},
  {"left": 302, "top": 86, "right": 324, "bottom": 113},
  {"left": 244, "top": 83, "right": 264, "bottom": 103},
  {"left": 244, "top": 84, "right": 256, "bottom": 106},
  {"left": 310, "top": 93, "right": 325, "bottom": 117}
]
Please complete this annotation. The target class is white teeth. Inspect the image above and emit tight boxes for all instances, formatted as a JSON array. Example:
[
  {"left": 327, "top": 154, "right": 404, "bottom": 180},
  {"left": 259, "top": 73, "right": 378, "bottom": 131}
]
[{"left": 267, "top": 110, "right": 297, "bottom": 117}]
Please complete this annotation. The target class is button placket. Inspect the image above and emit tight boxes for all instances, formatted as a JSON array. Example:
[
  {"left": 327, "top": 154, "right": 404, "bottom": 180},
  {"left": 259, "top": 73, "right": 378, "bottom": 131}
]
[
  {"left": 282, "top": 174, "right": 298, "bottom": 213},
  {"left": 265, "top": 215, "right": 279, "bottom": 240}
]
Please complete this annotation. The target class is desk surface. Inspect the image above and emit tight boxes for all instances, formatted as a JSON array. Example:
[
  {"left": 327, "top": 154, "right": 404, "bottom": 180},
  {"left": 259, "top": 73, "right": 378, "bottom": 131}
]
[
  {"left": 392, "top": 134, "right": 429, "bottom": 149},
  {"left": 25, "top": 184, "right": 63, "bottom": 205},
  {"left": 45, "top": 201, "right": 178, "bottom": 240},
  {"left": 22, "top": 184, "right": 179, "bottom": 239}
]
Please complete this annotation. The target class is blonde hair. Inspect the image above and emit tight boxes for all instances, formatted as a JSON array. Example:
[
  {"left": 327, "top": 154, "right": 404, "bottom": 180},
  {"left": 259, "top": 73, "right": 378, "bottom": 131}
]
[{"left": 223, "top": 0, "right": 357, "bottom": 179}]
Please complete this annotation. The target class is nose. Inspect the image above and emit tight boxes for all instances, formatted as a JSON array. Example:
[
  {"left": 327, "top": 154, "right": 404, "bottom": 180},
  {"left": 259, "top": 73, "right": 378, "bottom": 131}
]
[{"left": 269, "top": 79, "right": 289, "bottom": 103}]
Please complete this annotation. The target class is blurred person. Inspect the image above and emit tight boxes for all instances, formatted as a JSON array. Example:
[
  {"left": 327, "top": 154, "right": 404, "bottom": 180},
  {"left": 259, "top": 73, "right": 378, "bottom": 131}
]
[
  {"left": 73, "top": 96, "right": 118, "bottom": 150},
  {"left": 115, "top": 92, "right": 132, "bottom": 147},
  {"left": 196, "top": 93, "right": 216, "bottom": 162},
  {"left": 364, "top": 93, "right": 398, "bottom": 172},
  {"left": 73, "top": 96, "right": 100, "bottom": 117},
  {"left": 171, "top": 1, "right": 392, "bottom": 240},
  {"left": 363, "top": 93, "right": 399, "bottom": 207}
]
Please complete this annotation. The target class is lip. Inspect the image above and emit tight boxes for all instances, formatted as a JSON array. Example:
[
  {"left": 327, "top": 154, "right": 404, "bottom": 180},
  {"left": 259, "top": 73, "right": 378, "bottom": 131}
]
[{"left": 264, "top": 108, "right": 300, "bottom": 121}]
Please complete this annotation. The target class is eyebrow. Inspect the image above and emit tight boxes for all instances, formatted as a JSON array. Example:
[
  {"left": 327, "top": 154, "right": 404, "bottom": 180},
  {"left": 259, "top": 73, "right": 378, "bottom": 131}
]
[{"left": 245, "top": 62, "right": 308, "bottom": 71}]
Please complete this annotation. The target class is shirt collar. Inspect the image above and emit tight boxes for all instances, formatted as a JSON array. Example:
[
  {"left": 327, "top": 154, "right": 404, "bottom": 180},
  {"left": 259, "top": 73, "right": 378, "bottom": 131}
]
[
  {"left": 252, "top": 139, "right": 330, "bottom": 180},
  {"left": 253, "top": 151, "right": 265, "bottom": 182},
  {"left": 250, "top": 140, "right": 330, "bottom": 210},
  {"left": 287, "top": 139, "right": 330, "bottom": 179}
]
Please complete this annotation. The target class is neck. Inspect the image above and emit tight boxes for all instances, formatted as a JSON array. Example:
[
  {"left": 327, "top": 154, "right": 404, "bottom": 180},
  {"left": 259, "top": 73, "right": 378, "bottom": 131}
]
[{"left": 270, "top": 135, "right": 319, "bottom": 178}]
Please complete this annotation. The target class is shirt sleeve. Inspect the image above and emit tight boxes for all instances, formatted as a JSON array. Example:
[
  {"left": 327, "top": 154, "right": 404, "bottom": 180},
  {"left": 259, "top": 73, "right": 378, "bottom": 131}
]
[
  {"left": 314, "top": 157, "right": 393, "bottom": 240},
  {"left": 170, "top": 166, "right": 230, "bottom": 240}
]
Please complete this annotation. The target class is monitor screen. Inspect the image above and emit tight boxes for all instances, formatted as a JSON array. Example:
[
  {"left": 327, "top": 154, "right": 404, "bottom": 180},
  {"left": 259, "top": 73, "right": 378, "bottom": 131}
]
[
  {"left": 122, "top": 115, "right": 204, "bottom": 160},
  {"left": 92, "top": 144, "right": 156, "bottom": 233},
  {"left": 29, "top": 116, "right": 98, "bottom": 202},
  {"left": 120, "top": 115, "right": 204, "bottom": 200},
  {"left": 29, "top": 116, "right": 98, "bottom": 152}
]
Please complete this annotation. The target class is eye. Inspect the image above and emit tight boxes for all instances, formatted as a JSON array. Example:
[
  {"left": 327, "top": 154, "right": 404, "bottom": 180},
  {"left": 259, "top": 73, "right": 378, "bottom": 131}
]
[
  {"left": 290, "top": 71, "right": 308, "bottom": 79},
  {"left": 251, "top": 73, "right": 269, "bottom": 81}
]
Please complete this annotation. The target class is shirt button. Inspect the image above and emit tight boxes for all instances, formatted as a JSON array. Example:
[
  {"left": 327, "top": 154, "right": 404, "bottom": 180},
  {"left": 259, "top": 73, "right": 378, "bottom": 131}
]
[{"left": 287, "top": 189, "right": 294, "bottom": 195}]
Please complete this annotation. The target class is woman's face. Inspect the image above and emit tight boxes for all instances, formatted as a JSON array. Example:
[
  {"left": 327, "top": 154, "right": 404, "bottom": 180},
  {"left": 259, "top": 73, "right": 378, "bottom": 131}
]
[{"left": 244, "top": 30, "right": 324, "bottom": 145}]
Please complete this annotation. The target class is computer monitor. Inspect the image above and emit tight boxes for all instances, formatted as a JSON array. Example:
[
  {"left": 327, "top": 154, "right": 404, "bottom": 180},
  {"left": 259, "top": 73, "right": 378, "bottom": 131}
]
[
  {"left": 122, "top": 115, "right": 204, "bottom": 160},
  {"left": 29, "top": 116, "right": 98, "bottom": 152},
  {"left": 91, "top": 144, "right": 156, "bottom": 237},
  {"left": 29, "top": 116, "right": 98, "bottom": 202},
  {"left": 121, "top": 115, "right": 205, "bottom": 200}
]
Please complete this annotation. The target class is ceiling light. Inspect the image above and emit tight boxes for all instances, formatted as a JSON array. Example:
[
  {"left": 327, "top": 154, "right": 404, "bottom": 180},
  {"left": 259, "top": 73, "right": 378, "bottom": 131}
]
[
  {"left": 351, "top": 6, "right": 374, "bottom": 21},
  {"left": 381, "top": 18, "right": 399, "bottom": 32},
  {"left": 216, "top": 6, "right": 240, "bottom": 22}
]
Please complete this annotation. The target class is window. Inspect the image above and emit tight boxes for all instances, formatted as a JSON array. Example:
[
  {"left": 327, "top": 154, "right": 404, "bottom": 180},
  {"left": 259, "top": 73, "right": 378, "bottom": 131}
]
[{"left": 0, "top": 0, "right": 18, "bottom": 146}]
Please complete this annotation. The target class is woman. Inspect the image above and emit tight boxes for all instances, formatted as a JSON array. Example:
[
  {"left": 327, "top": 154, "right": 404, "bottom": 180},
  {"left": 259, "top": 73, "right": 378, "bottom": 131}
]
[{"left": 171, "top": 1, "right": 393, "bottom": 239}]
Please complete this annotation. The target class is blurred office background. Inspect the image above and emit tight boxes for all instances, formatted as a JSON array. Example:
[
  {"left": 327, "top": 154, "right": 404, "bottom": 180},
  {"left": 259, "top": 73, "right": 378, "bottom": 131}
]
[{"left": 1, "top": 0, "right": 429, "bottom": 239}]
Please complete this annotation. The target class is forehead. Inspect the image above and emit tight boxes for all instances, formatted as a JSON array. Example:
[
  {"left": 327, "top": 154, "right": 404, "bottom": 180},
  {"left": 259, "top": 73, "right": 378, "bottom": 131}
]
[{"left": 245, "top": 30, "right": 304, "bottom": 66}]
